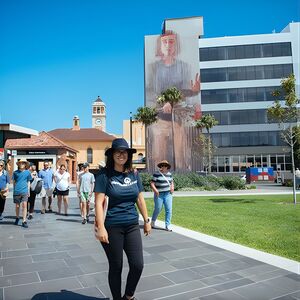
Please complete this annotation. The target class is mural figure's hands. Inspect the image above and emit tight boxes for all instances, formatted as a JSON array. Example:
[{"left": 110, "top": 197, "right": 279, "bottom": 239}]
[{"left": 191, "top": 73, "right": 200, "bottom": 92}]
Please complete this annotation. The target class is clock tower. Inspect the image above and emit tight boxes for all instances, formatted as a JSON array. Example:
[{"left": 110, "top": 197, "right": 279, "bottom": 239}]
[{"left": 92, "top": 96, "right": 106, "bottom": 131}]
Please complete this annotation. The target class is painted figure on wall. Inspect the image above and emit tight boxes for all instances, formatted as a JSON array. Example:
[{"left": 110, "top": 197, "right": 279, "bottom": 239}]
[{"left": 146, "top": 30, "right": 201, "bottom": 172}]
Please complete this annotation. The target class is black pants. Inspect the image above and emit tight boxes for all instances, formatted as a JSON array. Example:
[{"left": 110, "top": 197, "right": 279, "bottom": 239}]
[
  {"left": 27, "top": 191, "right": 37, "bottom": 213},
  {"left": 0, "top": 195, "right": 6, "bottom": 214},
  {"left": 101, "top": 223, "right": 144, "bottom": 300}
]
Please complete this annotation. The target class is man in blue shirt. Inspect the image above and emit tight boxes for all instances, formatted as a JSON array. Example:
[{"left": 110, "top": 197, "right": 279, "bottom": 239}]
[
  {"left": 38, "top": 161, "right": 54, "bottom": 213},
  {"left": 13, "top": 158, "right": 32, "bottom": 228}
]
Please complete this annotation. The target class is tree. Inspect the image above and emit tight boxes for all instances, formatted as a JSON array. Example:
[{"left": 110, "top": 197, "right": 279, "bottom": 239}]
[
  {"left": 267, "top": 74, "right": 299, "bottom": 205},
  {"left": 157, "top": 87, "right": 184, "bottom": 171},
  {"left": 195, "top": 114, "right": 218, "bottom": 173},
  {"left": 134, "top": 106, "right": 158, "bottom": 171}
]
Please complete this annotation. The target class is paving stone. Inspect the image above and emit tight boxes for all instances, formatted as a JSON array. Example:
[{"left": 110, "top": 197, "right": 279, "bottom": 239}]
[
  {"left": 213, "top": 278, "right": 254, "bottom": 291},
  {"left": 160, "top": 246, "right": 206, "bottom": 260},
  {"left": 200, "top": 272, "right": 244, "bottom": 286},
  {"left": 199, "top": 290, "right": 248, "bottom": 299},
  {"left": 0, "top": 288, "right": 3, "bottom": 300},
  {"left": 136, "top": 280, "right": 217, "bottom": 300},
  {"left": 143, "top": 253, "right": 167, "bottom": 264},
  {"left": 1, "top": 246, "right": 57, "bottom": 258},
  {"left": 144, "top": 244, "right": 177, "bottom": 254},
  {"left": 200, "top": 252, "right": 232, "bottom": 263},
  {"left": 135, "top": 274, "right": 174, "bottom": 292},
  {"left": 273, "top": 295, "right": 300, "bottom": 300},
  {"left": 0, "top": 272, "right": 40, "bottom": 287},
  {"left": 170, "top": 256, "right": 209, "bottom": 269},
  {"left": 79, "top": 261, "right": 108, "bottom": 274},
  {"left": 32, "top": 251, "right": 72, "bottom": 262},
  {"left": 0, "top": 255, "right": 33, "bottom": 266},
  {"left": 191, "top": 263, "right": 227, "bottom": 277},
  {"left": 141, "top": 261, "right": 177, "bottom": 276},
  {"left": 23, "top": 233, "right": 52, "bottom": 238},
  {"left": 263, "top": 276, "right": 300, "bottom": 293},
  {"left": 162, "top": 269, "right": 204, "bottom": 284},
  {"left": 4, "top": 277, "right": 82, "bottom": 300},
  {"left": 77, "top": 271, "right": 108, "bottom": 288},
  {"left": 233, "top": 282, "right": 291, "bottom": 300},
  {"left": 3, "top": 259, "right": 67, "bottom": 276},
  {"left": 64, "top": 255, "right": 97, "bottom": 267},
  {"left": 38, "top": 265, "right": 83, "bottom": 281}
]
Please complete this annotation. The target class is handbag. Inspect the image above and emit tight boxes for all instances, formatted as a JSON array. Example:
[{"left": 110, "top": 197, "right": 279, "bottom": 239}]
[{"left": 0, "top": 190, "right": 9, "bottom": 198}]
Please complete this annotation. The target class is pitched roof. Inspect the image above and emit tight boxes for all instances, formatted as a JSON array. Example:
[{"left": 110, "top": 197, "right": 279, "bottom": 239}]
[
  {"left": 48, "top": 128, "right": 116, "bottom": 141},
  {"left": 94, "top": 96, "right": 103, "bottom": 103},
  {"left": 5, "top": 131, "right": 78, "bottom": 153}
]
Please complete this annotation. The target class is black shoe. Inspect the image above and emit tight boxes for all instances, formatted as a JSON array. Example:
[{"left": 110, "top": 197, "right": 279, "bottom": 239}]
[
  {"left": 28, "top": 214, "right": 33, "bottom": 220},
  {"left": 41, "top": 210, "right": 45, "bottom": 214},
  {"left": 82, "top": 219, "right": 87, "bottom": 224},
  {"left": 64, "top": 213, "right": 68, "bottom": 216},
  {"left": 14, "top": 218, "right": 19, "bottom": 225},
  {"left": 22, "top": 221, "right": 28, "bottom": 228},
  {"left": 48, "top": 209, "right": 53, "bottom": 213},
  {"left": 86, "top": 215, "right": 90, "bottom": 222}
]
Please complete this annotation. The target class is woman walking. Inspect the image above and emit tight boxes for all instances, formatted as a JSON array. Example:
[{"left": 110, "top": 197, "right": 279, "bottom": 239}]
[
  {"left": 0, "top": 160, "right": 10, "bottom": 220},
  {"left": 94, "top": 138, "right": 151, "bottom": 300},
  {"left": 150, "top": 160, "right": 174, "bottom": 231},
  {"left": 27, "top": 164, "right": 38, "bottom": 219},
  {"left": 54, "top": 164, "right": 70, "bottom": 215}
]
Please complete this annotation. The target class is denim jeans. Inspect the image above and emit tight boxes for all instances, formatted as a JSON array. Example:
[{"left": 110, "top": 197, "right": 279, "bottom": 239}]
[{"left": 151, "top": 191, "right": 172, "bottom": 227}]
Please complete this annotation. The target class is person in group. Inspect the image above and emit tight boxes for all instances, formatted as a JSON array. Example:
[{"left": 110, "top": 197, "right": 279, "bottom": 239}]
[
  {"left": 12, "top": 158, "right": 32, "bottom": 228},
  {"left": 54, "top": 164, "right": 71, "bottom": 216},
  {"left": 76, "top": 163, "right": 84, "bottom": 217},
  {"left": 78, "top": 162, "right": 95, "bottom": 224},
  {"left": 150, "top": 160, "right": 174, "bottom": 232},
  {"left": 94, "top": 138, "right": 151, "bottom": 300},
  {"left": 27, "top": 164, "right": 38, "bottom": 220},
  {"left": 0, "top": 160, "right": 10, "bottom": 221},
  {"left": 38, "top": 161, "right": 54, "bottom": 214}
]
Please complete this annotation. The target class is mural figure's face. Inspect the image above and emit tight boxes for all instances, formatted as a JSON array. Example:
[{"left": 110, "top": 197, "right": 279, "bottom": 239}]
[{"left": 160, "top": 34, "right": 177, "bottom": 57}]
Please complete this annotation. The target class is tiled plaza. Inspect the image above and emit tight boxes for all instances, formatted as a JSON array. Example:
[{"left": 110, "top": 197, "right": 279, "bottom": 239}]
[{"left": 0, "top": 187, "right": 299, "bottom": 300}]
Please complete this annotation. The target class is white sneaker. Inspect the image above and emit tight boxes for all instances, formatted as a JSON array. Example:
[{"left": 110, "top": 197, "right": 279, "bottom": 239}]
[
  {"left": 165, "top": 226, "right": 172, "bottom": 232},
  {"left": 151, "top": 221, "right": 156, "bottom": 228}
]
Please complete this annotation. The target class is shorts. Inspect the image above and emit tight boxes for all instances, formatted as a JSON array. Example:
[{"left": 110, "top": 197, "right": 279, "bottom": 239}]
[
  {"left": 80, "top": 192, "right": 91, "bottom": 202},
  {"left": 40, "top": 187, "right": 54, "bottom": 198},
  {"left": 57, "top": 189, "right": 69, "bottom": 196},
  {"left": 13, "top": 194, "right": 28, "bottom": 204}
]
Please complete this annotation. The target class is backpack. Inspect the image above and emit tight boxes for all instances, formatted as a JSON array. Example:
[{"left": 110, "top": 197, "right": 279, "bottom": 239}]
[{"left": 31, "top": 178, "right": 43, "bottom": 194}]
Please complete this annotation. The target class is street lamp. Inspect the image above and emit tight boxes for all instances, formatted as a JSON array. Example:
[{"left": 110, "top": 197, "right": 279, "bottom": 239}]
[{"left": 130, "top": 112, "right": 133, "bottom": 148}]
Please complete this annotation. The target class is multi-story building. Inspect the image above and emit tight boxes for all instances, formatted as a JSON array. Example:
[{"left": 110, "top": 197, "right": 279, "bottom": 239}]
[
  {"left": 200, "top": 22, "right": 299, "bottom": 174},
  {"left": 145, "top": 17, "right": 299, "bottom": 174}
]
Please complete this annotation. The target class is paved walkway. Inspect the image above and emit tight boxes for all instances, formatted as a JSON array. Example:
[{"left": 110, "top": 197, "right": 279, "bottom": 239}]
[{"left": 0, "top": 186, "right": 299, "bottom": 300}]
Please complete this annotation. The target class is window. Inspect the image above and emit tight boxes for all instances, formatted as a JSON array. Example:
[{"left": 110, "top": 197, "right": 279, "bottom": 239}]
[
  {"left": 87, "top": 148, "right": 93, "bottom": 164},
  {"left": 199, "top": 43, "right": 292, "bottom": 61}
]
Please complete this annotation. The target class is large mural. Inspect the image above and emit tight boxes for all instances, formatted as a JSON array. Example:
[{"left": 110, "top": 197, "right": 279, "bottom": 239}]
[{"left": 145, "top": 21, "right": 202, "bottom": 173}]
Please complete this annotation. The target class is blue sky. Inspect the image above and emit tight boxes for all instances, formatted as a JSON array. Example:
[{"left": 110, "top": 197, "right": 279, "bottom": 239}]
[{"left": 0, "top": 0, "right": 299, "bottom": 135}]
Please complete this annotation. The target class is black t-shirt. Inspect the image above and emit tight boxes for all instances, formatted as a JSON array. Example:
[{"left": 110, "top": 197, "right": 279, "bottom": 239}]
[{"left": 94, "top": 169, "right": 143, "bottom": 227}]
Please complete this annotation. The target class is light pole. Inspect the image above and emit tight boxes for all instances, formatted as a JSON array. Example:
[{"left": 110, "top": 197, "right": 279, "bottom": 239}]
[{"left": 129, "top": 112, "right": 133, "bottom": 148}]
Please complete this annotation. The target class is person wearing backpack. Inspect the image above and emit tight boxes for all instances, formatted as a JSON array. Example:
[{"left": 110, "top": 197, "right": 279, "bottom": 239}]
[
  {"left": 28, "top": 164, "right": 39, "bottom": 220},
  {"left": 0, "top": 160, "right": 10, "bottom": 221}
]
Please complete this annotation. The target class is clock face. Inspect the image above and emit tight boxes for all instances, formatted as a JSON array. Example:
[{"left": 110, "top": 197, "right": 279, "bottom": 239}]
[{"left": 95, "top": 119, "right": 102, "bottom": 125}]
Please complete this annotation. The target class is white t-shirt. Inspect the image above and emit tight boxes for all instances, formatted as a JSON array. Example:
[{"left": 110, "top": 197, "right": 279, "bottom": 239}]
[{"left": 54, "top": 171, "right": 70, "bottom": 191}]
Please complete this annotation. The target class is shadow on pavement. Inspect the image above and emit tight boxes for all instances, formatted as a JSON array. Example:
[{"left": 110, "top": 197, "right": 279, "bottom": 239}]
[{"left": 31, "top": 290, "right": 108, "bottom": 300}]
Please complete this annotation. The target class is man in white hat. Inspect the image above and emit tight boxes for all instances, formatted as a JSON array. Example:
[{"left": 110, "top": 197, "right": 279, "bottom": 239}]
[{"left": 12, "top": 158, "right": 32, "bottom": 228}]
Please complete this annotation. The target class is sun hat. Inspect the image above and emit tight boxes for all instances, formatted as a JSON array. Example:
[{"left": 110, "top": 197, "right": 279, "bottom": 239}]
[
  {"left": 99, "top": 161, "right": 106, "bottom": 168},
  {"left": 157, "top": 160, "right": 171, "bottom": 169},
  {"left": 16, "top": 158, "right": 30, "bottom": 168},
  {"left": 105, "top": 138, "right": 136, "bottom": 156}
]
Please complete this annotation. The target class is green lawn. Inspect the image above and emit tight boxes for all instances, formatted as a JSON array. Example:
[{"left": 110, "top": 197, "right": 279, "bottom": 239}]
[{"left": 145, "top": 195, "right": 300, "bottom": 262}]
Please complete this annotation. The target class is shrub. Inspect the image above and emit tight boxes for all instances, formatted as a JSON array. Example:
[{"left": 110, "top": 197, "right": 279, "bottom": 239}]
[
  {"left": 139, "top": 172, "right": 152, "bottom": 191},
  {"left": 173, "top": 173, "right": 194, "bottom": 190},
  {"left": 219, "top": 176, "right": 246, "bottom": 190}
]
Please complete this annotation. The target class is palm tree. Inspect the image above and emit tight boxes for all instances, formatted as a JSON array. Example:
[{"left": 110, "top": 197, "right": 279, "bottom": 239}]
[
  {"left": 157, "top": 87, "right": 184, "bottom": 171},
  {"left": 195, "top": 114, "right": 218, "bottom": 173},
  {"left": 134, "top": 106, "right": 158, "bottom": 171}
]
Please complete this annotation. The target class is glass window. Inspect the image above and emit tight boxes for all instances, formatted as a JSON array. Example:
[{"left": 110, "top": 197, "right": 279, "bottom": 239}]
[
  {"left": 246, "top": 66, "right": 256, "bottom": 80},
  {"left": 255, "top": 66, "right": 264, "bottom": 79},
  {"left": 247, "top": 88, "right": 257, "bottom": 102},
  {"left": 218, "top": 157, "right": 225, "bottom": 172},
  {"left": 283, "top": 64, "right": 293, "bottom": 76},
  {"left": 263, "top": 44, "right": 273, "bottom": 57},
  {"left": 281, "top": 43, "right": 292, "bottom": 56},
  {"left": 230, "top": 111, "right": 240, "bottom": 125},
  {"left": 232, "top": 156, "right": 239, "bottom": 172},
  {"left": 256, "top": 87, "right": 265, "bottom": 101},
  {"left": 221, "top": 133, "right": 230, "bottom": 147},
  {"left": 244, "top": 45, "right": 255, "bottom": 58},
  {"left": 199, "top": 48, "right": 209, "bottom": 61},
  {"left": 264, "top": 65, "right": 274, "bottom": 79},
  {"left": 235, "top": 46, "right": 245, "bottom": 59},
  {"left": 87, "top": 148, "right": 93, "bottom": 164},
  {"left": 220, "top": 111, "right": 229, "bottom": 125},
  {"left": 227, "top": 46, "right": 236, "bottom": 60}
]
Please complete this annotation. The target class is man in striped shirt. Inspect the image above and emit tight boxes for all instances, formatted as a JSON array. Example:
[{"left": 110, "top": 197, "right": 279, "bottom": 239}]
[{"left": 150, "top": 160, "right": 174, "bottom": 231}]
